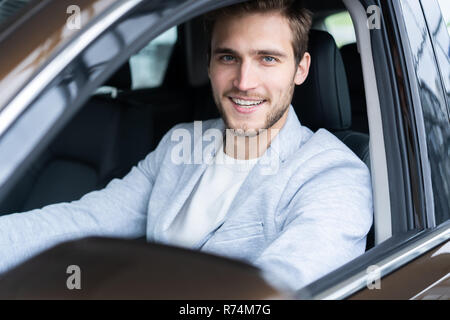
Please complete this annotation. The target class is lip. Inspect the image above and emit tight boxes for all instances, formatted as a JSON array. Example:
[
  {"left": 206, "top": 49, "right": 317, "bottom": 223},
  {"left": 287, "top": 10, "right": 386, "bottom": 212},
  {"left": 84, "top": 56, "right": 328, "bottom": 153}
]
[{"left": 228, "top": 97, "right": 266, "bottom": 114}]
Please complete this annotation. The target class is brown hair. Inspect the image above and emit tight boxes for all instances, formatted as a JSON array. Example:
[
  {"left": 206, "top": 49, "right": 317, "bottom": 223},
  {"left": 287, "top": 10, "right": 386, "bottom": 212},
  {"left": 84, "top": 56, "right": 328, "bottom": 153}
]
[{"left": 204, "top": 0, "right": 313, "bottom": 65}]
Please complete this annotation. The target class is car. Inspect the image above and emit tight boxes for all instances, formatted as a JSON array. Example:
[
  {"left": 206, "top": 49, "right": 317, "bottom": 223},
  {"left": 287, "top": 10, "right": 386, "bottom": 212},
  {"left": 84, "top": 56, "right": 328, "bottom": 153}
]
[{"left": 0, "top": 0, "right": 448, "bottom": 300}]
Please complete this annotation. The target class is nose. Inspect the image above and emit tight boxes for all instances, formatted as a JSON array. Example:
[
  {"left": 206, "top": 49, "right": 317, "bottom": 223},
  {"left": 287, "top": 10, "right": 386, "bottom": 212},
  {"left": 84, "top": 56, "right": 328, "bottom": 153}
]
[{"left": 233, "top": 60, "right": 258, "bottom": 91}]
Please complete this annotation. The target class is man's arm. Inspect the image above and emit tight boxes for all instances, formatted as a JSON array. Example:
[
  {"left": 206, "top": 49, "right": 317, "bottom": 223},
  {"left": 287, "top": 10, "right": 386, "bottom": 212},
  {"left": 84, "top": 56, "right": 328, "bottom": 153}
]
[
  {"left": 0, "top": 157, "right": 152, "bottom": 273},
  {"left": 253, "top": 149, "right": 373, "bottom": 292},
  {"left": 0, "top": 126, "right": 174, "bottom": 274}
]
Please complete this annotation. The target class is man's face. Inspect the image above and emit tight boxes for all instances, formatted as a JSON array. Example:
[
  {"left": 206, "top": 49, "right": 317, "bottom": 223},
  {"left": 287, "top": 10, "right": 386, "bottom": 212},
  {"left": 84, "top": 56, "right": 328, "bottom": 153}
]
[{"left": 208, "top": 11, "right": 310, "bottom": 134}]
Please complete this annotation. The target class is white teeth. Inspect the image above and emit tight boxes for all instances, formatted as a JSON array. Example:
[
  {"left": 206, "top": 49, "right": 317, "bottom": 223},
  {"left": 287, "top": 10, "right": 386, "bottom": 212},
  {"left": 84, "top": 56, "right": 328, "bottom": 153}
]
[{"left": 231, "top": 98, "right": 264, "bottom": 107}]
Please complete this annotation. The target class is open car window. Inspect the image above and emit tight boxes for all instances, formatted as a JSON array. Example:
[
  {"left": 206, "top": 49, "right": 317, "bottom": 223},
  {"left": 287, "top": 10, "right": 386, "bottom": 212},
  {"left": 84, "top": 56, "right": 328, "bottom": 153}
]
[{"left": 0, "top": 0, "right": 448, "bottom": 300}]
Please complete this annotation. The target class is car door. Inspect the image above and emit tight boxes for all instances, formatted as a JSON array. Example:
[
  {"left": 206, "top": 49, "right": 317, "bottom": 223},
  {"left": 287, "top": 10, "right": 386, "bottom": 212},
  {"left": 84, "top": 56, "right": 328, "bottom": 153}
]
[
  {"left": 294, "top": 0, "right": 449, "bottom": 300},
  {"left": 351, "top": 0, "right": 450, "bottom": 300}
]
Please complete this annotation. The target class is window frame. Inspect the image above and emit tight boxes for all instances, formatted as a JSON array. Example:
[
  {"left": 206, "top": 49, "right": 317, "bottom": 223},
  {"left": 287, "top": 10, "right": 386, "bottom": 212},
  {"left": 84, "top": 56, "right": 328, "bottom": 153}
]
[{"left": 0, "top": 0, "right": 448, "bottom": 300}]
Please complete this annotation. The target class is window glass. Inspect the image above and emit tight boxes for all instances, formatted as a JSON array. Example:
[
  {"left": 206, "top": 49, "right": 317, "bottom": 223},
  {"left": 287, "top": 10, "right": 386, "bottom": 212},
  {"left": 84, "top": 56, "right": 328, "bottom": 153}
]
[
  {"left": 324, "top": 11, "right": 356, "bottom": 47},
  {"left": 129, "top": 27, "right": 177, "bottom": 89},
  {"left": 400, "top": 0, "right": 450, "bottom": 225},
  {"left": 423, "top": 0, "right": 450, "bottom": 117},
  {"left": 437, "top": 0, "right": 450, "bottom": 34}
]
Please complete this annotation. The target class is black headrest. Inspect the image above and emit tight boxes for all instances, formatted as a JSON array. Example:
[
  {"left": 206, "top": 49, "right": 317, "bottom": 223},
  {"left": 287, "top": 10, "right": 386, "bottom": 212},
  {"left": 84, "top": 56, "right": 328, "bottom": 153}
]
[
  {"left": 292, "top": 30, "right": 351, "bottom": 131},
  {"left": 185, "top": 17, "right": 209, "bottom": 87},
  {"left": 104, "top": 62, "right": 132, "bottom": 90}
]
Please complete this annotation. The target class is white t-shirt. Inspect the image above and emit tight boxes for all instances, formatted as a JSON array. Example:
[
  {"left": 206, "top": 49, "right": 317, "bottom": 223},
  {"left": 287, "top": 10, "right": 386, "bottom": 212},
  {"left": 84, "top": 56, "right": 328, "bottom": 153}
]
[{"left": 166, "top": 142, "right": 260, "bottom": 247}]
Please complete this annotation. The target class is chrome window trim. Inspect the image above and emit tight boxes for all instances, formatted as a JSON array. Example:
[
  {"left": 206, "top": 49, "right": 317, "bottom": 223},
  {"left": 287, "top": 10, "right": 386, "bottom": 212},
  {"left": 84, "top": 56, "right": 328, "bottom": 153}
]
[
  {"left": 312, "top": 223, "right": 450, "bottom": 300},
  {"left": 0, "top": 0, "right": 143, "bottom": 138},
  {"left": 409, "top": 272, "right": 450, "bottom": 300}
]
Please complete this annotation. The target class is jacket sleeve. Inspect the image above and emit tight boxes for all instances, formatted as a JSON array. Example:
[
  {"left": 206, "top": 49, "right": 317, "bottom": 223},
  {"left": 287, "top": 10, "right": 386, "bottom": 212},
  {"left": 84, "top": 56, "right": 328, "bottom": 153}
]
[
  {"left": 253, "top": 149, "right": 373, "bottom": 292},
  {"left": 0, "top": 126, "right": 173, "bottom": 274}
]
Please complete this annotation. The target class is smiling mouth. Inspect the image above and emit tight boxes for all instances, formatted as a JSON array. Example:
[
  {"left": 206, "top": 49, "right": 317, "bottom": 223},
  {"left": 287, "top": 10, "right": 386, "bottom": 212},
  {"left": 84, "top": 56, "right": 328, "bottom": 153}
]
[{"left": 228, "top": 97, "right": 266, "bottom": 108}]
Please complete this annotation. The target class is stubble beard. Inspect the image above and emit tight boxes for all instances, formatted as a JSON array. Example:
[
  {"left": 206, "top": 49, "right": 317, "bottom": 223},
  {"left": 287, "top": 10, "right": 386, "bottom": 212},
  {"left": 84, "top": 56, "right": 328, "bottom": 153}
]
[{"left": 214, "top": 81, "right": 295, "bottom": 137}]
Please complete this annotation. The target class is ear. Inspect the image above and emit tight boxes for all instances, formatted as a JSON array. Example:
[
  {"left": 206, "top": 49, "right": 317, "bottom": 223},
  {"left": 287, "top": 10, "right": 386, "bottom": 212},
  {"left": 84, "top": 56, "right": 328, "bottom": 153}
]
[{"left": 294, "top": 52, "right": 311, "bottom": 85}]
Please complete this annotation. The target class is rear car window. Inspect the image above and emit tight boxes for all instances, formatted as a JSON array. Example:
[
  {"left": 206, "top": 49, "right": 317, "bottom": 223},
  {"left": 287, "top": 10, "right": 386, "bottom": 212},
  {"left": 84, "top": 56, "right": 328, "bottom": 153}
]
[
  {"left": 94, "top": 27, "right": 177, "bottom": 96},
  {"left": 324, "top": 11, "right": 356, "bottom": 48},
  {"left": 129, "top": 27, "right": 177, "bottom": 89}
]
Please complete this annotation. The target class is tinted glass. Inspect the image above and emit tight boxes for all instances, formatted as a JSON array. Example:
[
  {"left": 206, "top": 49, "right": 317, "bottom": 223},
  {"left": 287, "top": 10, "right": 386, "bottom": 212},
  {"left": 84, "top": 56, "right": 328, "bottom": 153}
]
[
  {"left": 400, "top": 0, "right": 450, "bottom": 225},
  {"left": 422, "top": 0, "right": 450, "bottom": 115}
]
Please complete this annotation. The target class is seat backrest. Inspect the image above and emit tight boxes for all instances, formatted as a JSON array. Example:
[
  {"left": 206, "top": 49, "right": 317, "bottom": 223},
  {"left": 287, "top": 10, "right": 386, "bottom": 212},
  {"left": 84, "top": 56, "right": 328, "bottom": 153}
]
[
  {"left": 292, "top": 30, "right": 373, "bottom": 250},
  {"left": 183, "top": 17, "right": 219, "bottom": 121},
  {"left": 293, "top": 30, "right": 352, "bottom": 132},
  {"left": 117, "top": 28, "right": 196, "bottom": 148},
  {"left": 292, "top": 30, "right": 370, "bottom": 168}
]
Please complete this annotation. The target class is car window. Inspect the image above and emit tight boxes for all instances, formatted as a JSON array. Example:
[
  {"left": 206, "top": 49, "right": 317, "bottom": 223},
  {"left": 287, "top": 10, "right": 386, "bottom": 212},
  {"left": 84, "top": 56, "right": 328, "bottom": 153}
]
[
  {"left": 323, "top": 11, "right": 356, "bottom": 48},
  {"left": 399, "top": 0, "right": 450, "bottom": 226},
  {"left": 0, "top": 0, "right": 392, "bottom": 297},
  {"left": 95, "top": 27, "right": 178, "bottom": 96},
  {"left": 422, "top": 0, "right": 450, "bottom": 118},
  {"left": 129, "top": 27, "right": 177, "bottom": 89}
]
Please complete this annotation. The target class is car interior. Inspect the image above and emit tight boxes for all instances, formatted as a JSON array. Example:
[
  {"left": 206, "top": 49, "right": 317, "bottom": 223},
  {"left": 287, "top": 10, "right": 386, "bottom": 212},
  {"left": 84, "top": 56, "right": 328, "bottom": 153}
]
[{"left": 0, "top": 2, "right": 375, "bottom": 250}]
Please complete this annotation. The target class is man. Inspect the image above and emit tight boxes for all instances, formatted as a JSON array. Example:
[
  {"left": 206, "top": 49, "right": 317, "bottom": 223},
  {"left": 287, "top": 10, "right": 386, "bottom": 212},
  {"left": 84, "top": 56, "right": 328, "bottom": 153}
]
[{"left": 0, "top": 0, "right": 372, "bottom": 291}]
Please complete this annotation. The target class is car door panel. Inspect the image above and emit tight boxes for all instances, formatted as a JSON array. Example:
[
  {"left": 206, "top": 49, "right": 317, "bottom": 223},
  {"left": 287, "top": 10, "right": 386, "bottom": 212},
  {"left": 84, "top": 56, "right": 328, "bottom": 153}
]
[{"left": 349, "top": 239, "right": 450, "bottom": 299}]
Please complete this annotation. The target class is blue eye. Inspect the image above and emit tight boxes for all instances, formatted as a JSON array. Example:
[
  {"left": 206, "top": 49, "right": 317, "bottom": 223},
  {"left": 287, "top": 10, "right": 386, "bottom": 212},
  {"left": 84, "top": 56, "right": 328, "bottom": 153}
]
[
  {"left": 221, "top": 55, "right": 235, "bottom": 62},
  {"left": 263, "top": 56, "right": 276, "bottom": 63}
]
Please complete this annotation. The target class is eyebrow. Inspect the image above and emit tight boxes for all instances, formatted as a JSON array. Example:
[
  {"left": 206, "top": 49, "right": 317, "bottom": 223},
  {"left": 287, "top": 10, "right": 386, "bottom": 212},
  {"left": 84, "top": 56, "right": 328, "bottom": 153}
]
[{"left": 212, "top": 47, "right": 288, "bottom": 59}]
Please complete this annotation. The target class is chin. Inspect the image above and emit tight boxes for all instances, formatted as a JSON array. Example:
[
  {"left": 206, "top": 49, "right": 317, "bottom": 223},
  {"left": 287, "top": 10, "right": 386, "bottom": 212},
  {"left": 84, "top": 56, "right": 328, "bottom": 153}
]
[
  {"left": 228, "top": 121, "right": 265, "bottom": 133},
  {"left": 218, "top": 103, "right": 266, "bottom": 131}
]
